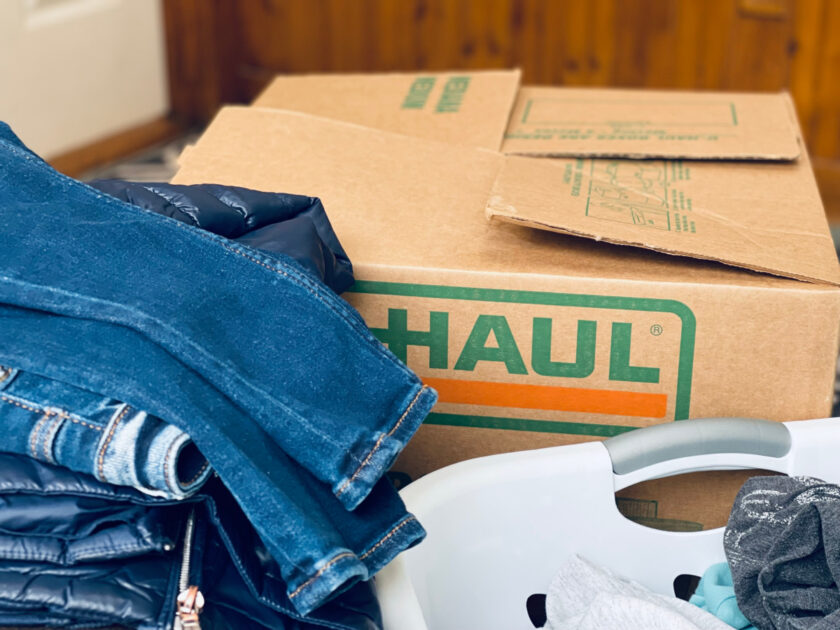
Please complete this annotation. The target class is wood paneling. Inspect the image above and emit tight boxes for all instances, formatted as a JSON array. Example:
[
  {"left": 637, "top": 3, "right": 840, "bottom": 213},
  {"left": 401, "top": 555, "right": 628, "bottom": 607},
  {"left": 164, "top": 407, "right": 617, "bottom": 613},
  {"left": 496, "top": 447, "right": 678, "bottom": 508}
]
[
  {"left": 815, "top": 159, "right": 840, "bottom": 221},
  {"left": 162, "top": 0, "right": 840, "bottom": 171},
  {"left": 163, "top": 0, "right": 239, "bottom": 124}
]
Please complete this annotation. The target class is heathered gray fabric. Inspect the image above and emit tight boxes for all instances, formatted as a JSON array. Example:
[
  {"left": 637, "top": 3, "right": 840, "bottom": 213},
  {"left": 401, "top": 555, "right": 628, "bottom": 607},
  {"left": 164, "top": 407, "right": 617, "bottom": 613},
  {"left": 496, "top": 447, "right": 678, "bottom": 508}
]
[
  {"left": 724, "top": 475, "right": 840, "bottom": 630},
  {"left": 545, "top": 555, "right": 730, "bottom": 630}
]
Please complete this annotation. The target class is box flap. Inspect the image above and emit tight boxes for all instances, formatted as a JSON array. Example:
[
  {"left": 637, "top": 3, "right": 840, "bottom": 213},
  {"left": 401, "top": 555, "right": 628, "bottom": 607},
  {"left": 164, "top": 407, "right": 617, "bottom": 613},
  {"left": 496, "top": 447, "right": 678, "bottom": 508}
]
[
  {"left": 252, "top": 69, "right": 521, "bottom": 150},
  {"left": 487, "top": 154, "right": 840, "bottom": 285},
  {"left": 173, "top": 107, "right": 836, "bottom": 286},
  {"left": 502, "top": 87, "right": 801, "bottom": 160},
  {"left": 172, "top": 106, "right": 505, "bottom": 269}
]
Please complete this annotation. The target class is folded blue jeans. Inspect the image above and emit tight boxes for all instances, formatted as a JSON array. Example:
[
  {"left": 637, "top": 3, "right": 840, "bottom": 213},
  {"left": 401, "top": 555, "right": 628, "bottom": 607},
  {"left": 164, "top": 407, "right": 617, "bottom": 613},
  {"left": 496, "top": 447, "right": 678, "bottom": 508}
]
[
  {"left": 0, "top": 122, "right": 436, "bottom": 616},
  {"left": 0, "top": 179, "right": 355, "bottom": 501}
]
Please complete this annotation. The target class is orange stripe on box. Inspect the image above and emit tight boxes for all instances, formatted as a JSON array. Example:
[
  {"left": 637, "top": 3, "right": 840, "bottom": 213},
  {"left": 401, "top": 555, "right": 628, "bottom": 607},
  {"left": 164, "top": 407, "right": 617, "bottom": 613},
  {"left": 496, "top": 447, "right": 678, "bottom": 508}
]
[{"left": 424, "top": 377, "right": 667, "bottom": 419}]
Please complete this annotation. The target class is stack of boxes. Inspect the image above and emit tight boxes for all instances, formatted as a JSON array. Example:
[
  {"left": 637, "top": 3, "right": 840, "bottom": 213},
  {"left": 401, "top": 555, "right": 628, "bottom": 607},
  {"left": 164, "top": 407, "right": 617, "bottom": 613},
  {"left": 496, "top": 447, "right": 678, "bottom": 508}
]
[{"left": 173, "top": 69, "right": 840, "bottom": 529}]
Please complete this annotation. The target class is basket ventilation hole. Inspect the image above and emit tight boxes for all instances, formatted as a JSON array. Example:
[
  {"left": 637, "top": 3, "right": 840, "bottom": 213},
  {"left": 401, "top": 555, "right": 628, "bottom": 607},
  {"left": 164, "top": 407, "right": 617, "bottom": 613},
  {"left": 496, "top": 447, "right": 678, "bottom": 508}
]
[
  {"left": 673, "top": 574, "right": 701, "bottom": 601},
  {"left": 526, "top": 576, "right": 702, "bottom": 626},
  {"left": 525, "top": 593, "right": 547, "bottom": 627}
]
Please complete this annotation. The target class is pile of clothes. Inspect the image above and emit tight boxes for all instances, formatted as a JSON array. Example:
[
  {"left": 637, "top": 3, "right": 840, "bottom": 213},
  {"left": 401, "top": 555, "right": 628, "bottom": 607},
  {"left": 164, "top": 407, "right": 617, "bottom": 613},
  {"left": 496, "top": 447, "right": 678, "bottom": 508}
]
[
  {"left": 0, "top": 121, "right": 437, "bottom": 628},
  {"left": 540, "top": 474, "right": 840, "bottom": 630}
]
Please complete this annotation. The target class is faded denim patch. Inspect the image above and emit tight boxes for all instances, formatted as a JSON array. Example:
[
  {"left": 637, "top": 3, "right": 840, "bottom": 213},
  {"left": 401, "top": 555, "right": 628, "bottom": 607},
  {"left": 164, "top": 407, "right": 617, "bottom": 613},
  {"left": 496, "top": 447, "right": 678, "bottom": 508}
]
[{"left": 0, "top": 366, "right": 210, "bottom": 499}]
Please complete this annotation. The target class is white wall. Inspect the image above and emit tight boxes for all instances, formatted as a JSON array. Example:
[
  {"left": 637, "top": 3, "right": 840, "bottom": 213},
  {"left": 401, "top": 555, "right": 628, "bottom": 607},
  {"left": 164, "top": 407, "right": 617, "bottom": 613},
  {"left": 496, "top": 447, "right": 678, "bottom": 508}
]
[{"left": 0, "top": 0, "right": 168, "bottom": 158}]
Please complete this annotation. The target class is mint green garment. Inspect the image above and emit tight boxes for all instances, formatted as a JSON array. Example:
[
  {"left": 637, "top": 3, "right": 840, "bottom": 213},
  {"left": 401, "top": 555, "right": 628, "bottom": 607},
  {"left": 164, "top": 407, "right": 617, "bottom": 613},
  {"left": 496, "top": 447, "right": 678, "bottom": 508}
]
[{"left": 690, "top": 563, "right": 756, "bottom": 630}]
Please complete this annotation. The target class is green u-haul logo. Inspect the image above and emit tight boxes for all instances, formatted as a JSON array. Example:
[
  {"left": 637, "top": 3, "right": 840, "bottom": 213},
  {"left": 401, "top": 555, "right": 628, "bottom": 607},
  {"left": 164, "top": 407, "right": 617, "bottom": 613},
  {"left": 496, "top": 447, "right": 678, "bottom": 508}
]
[{"left": 347, "top": 281, "right": 696, "bottom": 438}]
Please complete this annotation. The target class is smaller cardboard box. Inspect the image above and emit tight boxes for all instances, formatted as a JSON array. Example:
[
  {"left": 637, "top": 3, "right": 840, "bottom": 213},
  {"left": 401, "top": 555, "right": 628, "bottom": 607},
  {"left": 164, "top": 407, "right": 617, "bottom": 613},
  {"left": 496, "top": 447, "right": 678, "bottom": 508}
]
[{"left": 175, "top": 85, "right": 840, "bottom": 530}]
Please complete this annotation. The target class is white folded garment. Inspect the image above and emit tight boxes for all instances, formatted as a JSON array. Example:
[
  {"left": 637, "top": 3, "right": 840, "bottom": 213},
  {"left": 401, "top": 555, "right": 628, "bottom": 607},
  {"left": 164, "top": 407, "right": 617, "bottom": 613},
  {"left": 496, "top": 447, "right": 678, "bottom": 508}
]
[{"left": 546, "top": 555, "right": 732, "bottom": 630}]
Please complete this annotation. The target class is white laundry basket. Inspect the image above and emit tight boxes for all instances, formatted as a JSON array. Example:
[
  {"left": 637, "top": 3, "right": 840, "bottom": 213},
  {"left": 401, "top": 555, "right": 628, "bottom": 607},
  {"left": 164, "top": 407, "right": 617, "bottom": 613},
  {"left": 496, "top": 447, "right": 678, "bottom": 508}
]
[{"left": 375, "top": 417, "right": 840, "bottom": 630}]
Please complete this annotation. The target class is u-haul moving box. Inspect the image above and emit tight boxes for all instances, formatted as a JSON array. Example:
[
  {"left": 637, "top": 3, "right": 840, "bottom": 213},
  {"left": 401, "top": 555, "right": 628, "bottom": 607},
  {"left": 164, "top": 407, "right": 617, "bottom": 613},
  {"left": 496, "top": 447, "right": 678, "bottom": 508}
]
[{"left": 175, "top": 71, "right": 840, "bottom": 530}]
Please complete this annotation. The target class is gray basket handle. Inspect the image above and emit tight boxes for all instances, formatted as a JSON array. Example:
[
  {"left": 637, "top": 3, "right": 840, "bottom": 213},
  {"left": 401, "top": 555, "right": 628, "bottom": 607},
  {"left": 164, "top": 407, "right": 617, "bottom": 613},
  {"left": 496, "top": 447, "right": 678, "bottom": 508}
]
[{"left": 604, "top": 418, "right": 792, "bottom": 475}]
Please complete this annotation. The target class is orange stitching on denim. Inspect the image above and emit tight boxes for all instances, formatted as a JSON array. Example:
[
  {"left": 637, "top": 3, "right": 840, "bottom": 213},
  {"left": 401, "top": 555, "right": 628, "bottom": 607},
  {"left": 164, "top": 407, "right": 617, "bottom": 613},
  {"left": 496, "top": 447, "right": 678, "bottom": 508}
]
[
  {"left": 288, "top": 552, "right": 355, "bottom": 600},
  {"left": 335, "top": 387, "right": 428, "bottom": 498},
  {"left": 97, "top": 405, "right": 130, "bottom": 481},
  {"left": 0, "top": 395, "right": 103, "bottom": 431},
  {"left": 69, "top": 417, "right": 104, "bottom": 431},
  {"left": 218, "top": 242, "right": 376, "bottom": 351},
  {"left": 288, "top": 516, "right": 419, "bottom": 600},
  {"left": 228, "top": 247, "right": 289, "bottom": 277},
  {"left": 1, "top": 394, "right": 44, "bottom": 415},
  {"left": 29, "top": 412, "right": 51, "bottom": 459},
  {"left": 360, "top": 517, "right": 416, "bottom": 561}
]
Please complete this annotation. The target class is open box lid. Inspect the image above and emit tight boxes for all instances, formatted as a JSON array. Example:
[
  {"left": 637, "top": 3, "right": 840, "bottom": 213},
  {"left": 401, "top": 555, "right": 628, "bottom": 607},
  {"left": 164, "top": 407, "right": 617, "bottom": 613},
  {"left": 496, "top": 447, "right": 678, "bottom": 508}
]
[
  {"left": 502, "top": 87, "right": 802, "bottom": 160},
  {"left": 487, "top": 152, "right": 840, "bottom": 285},
  {"left": 172, "top": 105, "right": 840, "bottom": 287},
  {"left": 492, "top": 87, "right": 840, "bottom": 286}
]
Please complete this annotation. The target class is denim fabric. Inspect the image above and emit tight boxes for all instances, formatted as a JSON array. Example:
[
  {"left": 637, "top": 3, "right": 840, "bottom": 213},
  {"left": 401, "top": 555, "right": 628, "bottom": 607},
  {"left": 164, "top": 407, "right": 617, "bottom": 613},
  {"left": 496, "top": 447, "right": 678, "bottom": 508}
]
[
  {"left": 0, "top": 122, "right": 436, "bottom": 616},
  {"left": 0, "top": 365, "right": 210, "bottom": 499},
  {"left": 0, "top": 451, "right": 382, "bottom": 629},
  {"left": 0, "top": 178, "right": 356, "bottom": 500}
]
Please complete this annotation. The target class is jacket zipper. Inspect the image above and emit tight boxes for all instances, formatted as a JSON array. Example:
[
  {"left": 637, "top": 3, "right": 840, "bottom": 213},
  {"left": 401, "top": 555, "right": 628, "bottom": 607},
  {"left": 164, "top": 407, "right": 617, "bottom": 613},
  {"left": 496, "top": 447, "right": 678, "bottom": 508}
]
[{"left": 173, "top": 508, "right": 204, "bottom": 630}]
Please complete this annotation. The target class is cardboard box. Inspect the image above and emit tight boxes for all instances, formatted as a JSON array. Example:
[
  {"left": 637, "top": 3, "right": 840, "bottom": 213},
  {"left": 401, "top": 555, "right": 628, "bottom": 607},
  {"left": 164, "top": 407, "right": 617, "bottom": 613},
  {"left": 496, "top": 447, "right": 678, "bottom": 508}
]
[{"left": 173, "top": 85, "right": 840, "bottom": 530}]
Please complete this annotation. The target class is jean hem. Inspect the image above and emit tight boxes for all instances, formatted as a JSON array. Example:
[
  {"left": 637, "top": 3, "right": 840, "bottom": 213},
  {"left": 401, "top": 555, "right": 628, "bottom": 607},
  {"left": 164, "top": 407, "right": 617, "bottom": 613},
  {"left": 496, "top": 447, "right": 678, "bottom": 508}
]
[
  {"left": 333, "top": 384, "right": 437, "bottom": 511},
  {"left": 162, "top": 430, "right": 212, "bottom": 499},
  {"left": 287, "top": 514, "right": 426, "bottom": 616},
  {"left": 286, "top": 552, "right": 367, "bottom": 617},
  {"left": 359, "top": 514, "right": 426, "bottom": 577}
]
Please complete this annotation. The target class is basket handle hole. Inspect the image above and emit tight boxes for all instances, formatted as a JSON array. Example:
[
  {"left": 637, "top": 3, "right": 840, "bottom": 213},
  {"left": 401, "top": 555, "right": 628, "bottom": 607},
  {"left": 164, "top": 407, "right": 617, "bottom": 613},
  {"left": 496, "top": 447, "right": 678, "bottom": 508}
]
[
  {"left": 673, "top": 573, "right": 701, "bottom": 601},
  {"left": 525, "top": 593, "right": 547, "bottom": 627}
]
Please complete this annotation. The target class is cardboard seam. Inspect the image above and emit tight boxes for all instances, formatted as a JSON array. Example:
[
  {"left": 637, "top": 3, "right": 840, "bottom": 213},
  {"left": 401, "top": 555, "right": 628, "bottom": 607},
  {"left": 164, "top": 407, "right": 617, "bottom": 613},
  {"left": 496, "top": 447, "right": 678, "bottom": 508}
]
[
  {"left": 487, "top": 215, "right": 840, "bottom": 287},
  {"left": 351, "top": 261, "right": 840, "bottom": 294},
  {"left": 502, "top": 150, "right": 801, "bottom": 161}
]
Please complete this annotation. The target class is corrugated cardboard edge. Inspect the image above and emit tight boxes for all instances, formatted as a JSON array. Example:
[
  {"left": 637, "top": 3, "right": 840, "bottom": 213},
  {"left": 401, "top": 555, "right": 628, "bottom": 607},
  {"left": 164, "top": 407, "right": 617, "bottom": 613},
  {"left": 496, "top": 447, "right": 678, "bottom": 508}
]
[
  {"left": 176, "top": 144, "right": 194, "bottom": 168},
  {"left": 252, "top": 68, "right": 524, "bottom": 102},
  {"left": 485, "top": 209, "right": 840, "bottom": 287},
  {"left": 502, "top": 148, "right": 801, "bottom": 161}
]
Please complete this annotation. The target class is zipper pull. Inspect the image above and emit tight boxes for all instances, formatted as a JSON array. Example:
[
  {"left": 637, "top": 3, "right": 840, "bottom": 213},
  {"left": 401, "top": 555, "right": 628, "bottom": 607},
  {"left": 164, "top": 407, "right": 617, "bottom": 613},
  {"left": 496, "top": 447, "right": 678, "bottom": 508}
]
[
  {"left": 174, "top": 585, "right": 204, "bottom": 630},
  {"left": 173, "top": 509, "right": 203, "bottom": 630}
]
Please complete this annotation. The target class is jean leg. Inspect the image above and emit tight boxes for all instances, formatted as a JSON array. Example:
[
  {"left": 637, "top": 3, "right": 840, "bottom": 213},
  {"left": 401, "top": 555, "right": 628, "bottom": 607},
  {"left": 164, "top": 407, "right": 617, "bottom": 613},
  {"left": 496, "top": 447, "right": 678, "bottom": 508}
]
[
  {"left": 0, "top": 129, "right": 434, "bottom": 509},
  {"left": 0, "top": 304, "right": 424, "bottom": 616}
]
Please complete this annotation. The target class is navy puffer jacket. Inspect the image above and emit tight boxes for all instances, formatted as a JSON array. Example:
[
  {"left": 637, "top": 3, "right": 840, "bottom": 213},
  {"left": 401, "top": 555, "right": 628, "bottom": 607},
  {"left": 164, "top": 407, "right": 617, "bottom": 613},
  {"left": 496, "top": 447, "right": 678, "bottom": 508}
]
[{"left": 0, "top": 452, "right": 380, "bottom": 629}]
